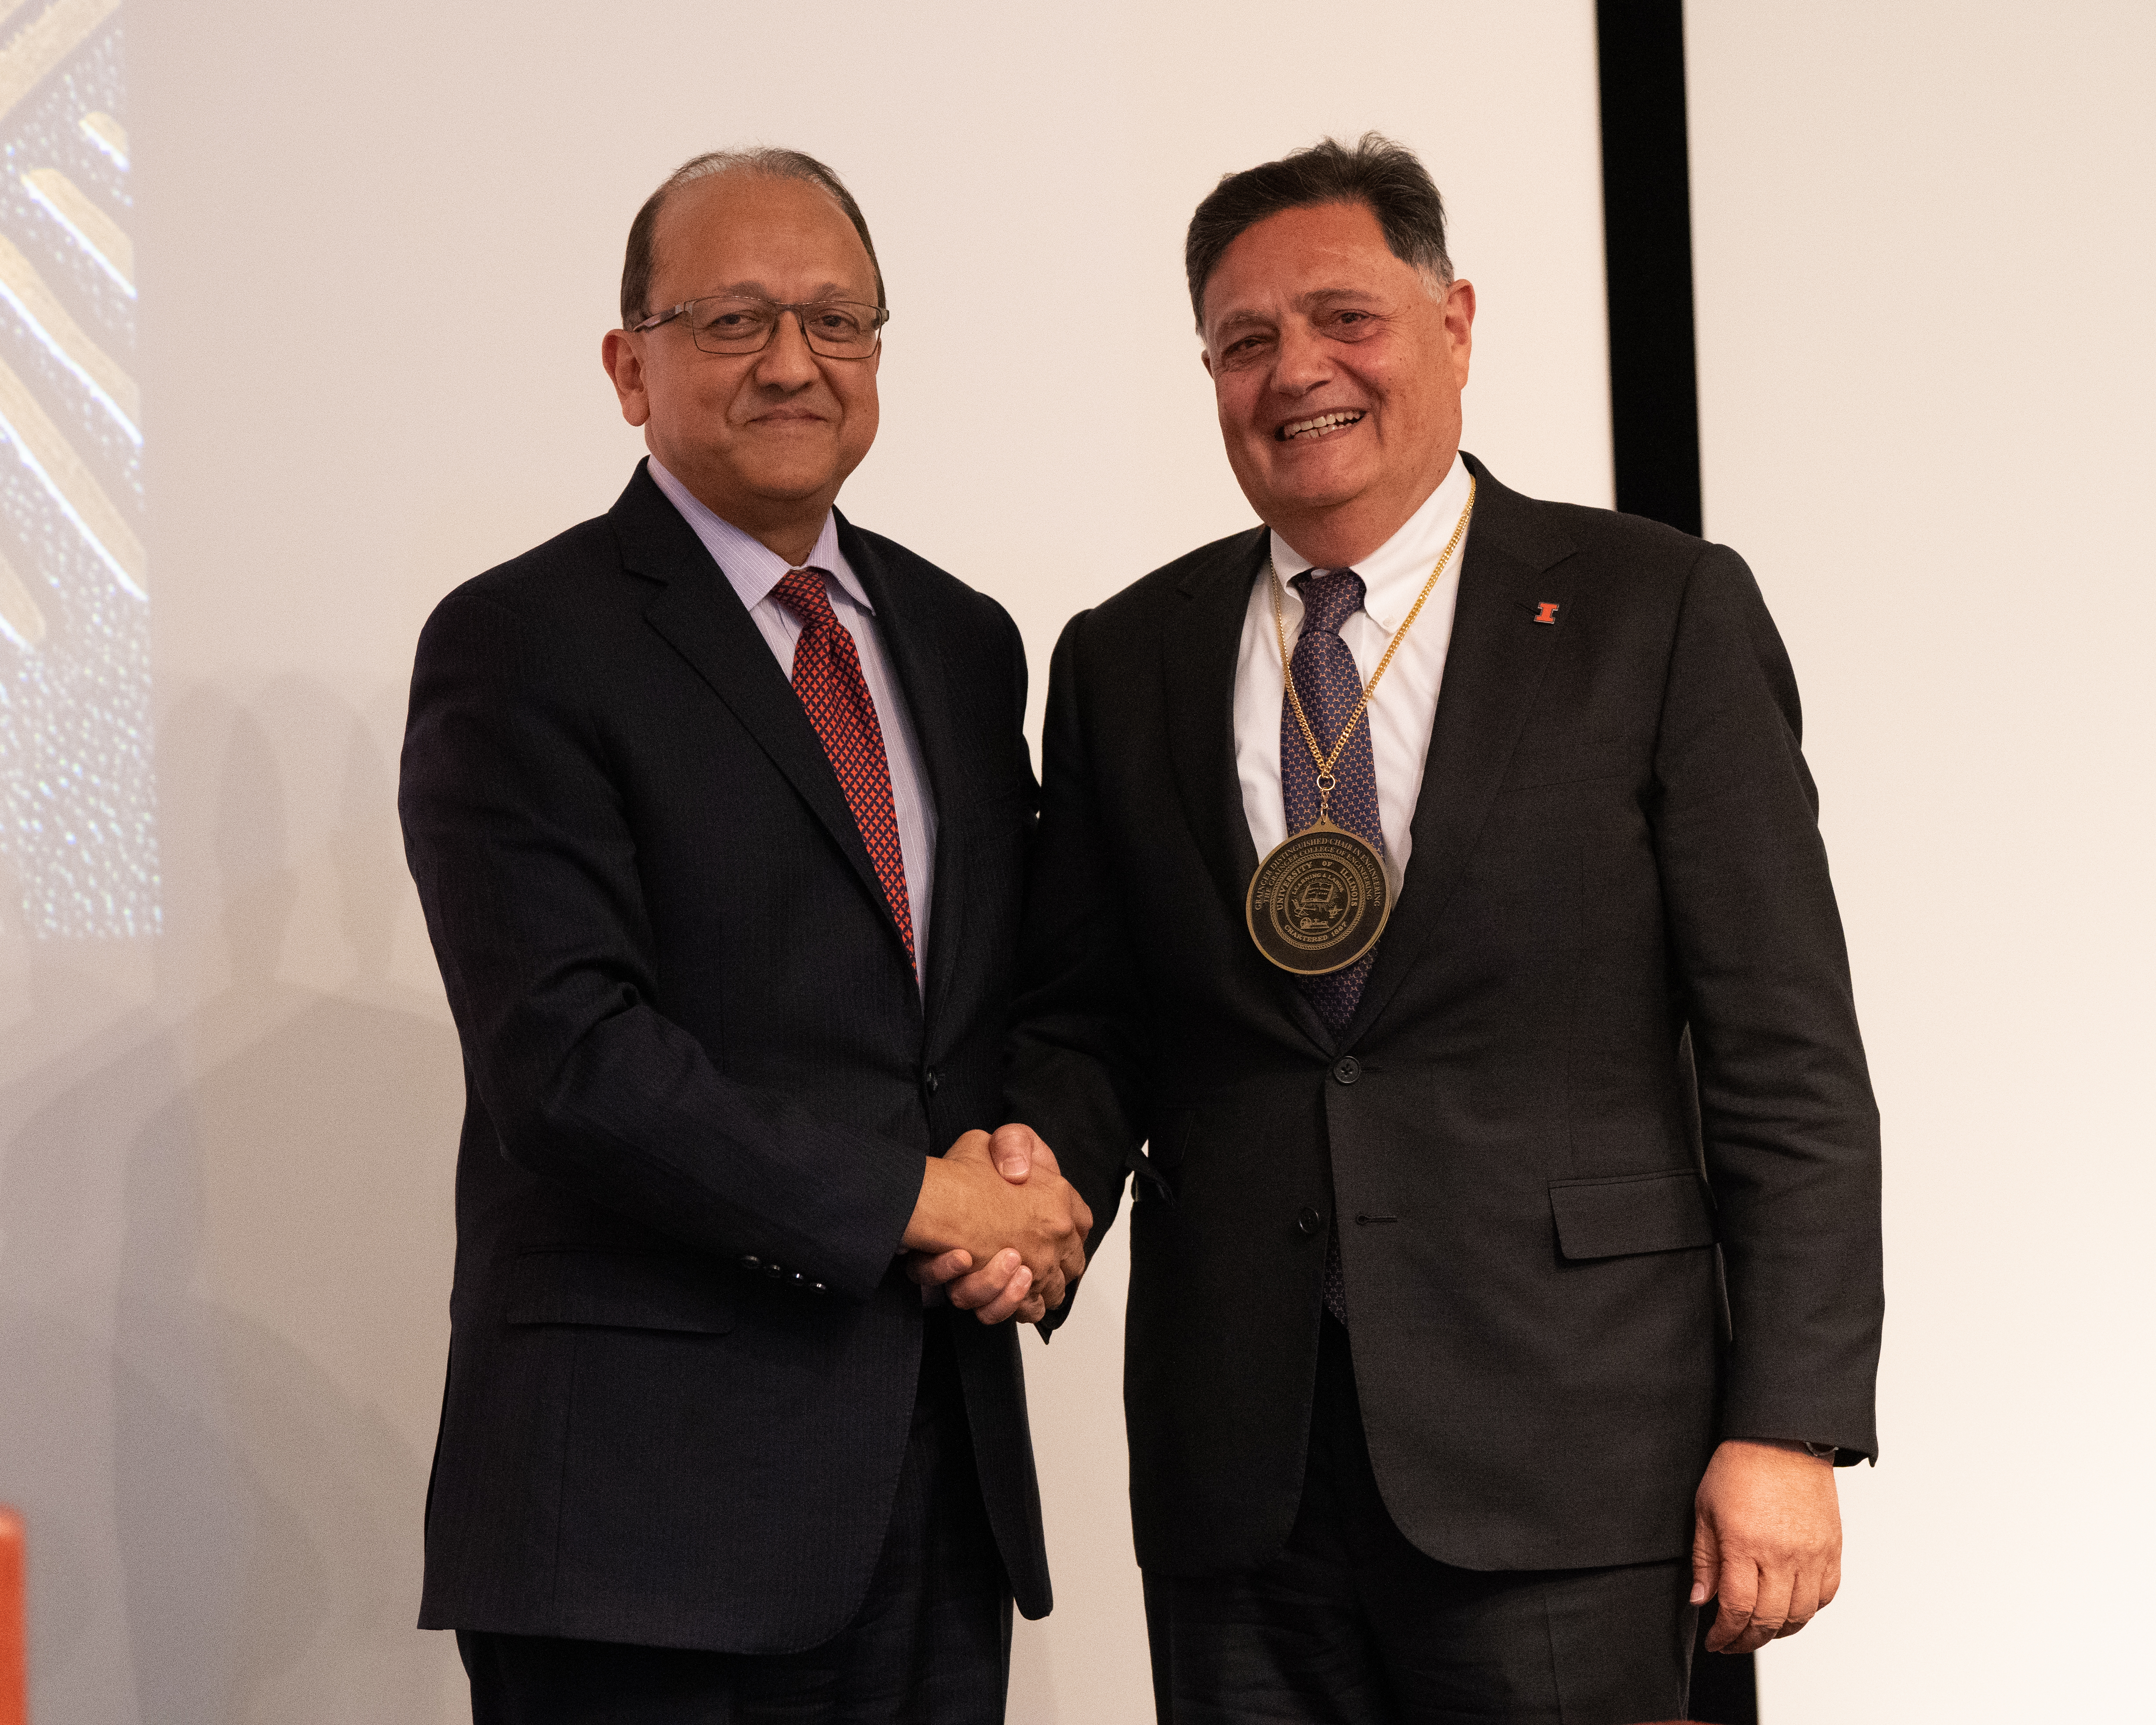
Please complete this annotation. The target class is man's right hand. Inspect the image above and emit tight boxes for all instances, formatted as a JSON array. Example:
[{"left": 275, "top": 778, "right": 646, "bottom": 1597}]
[{"left": 901, "top": 1126, "right": 1091, "bottom": 1319}]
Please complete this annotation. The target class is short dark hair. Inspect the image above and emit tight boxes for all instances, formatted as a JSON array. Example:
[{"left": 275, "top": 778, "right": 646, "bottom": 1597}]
[
  {"left": 619, "top": 146, "right": 885, "bottom": 328},
  {"left": 1184, "top": 132, "right": 1452, "bottom": 331}
]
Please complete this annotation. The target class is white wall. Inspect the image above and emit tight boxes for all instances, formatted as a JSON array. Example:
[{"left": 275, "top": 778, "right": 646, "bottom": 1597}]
[
  {"left": 1687, "top": 3, "right": 2156, "bottom": 1716},
  {"left": 0, "top": 3, "right": 1610, "bottom": 1720}
]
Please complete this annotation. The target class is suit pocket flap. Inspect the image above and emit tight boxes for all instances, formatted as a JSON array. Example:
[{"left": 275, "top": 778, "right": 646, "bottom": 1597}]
[
  {"left": 503, "top": 1250, "right": 736, "bottom": 1333},
  {"left": 1550, "top": 1170, "right": 1715, "bottom": 1261}
]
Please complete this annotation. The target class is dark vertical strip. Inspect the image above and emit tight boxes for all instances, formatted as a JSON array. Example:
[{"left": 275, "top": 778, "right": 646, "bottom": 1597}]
[
  {"left": 1599, "top": 9, "right": 1755, "bottom": 1720},
  {"left": 1687, "top": 1612, "right": 1760, "bottom": 1725},
  {"left": 1597, "top": 0, "right": 1704, "bottom": 536}
]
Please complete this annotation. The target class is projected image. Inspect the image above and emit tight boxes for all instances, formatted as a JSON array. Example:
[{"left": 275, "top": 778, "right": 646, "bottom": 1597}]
[{"left": 0, "top": 0, "right": 150, "bottom": 937}]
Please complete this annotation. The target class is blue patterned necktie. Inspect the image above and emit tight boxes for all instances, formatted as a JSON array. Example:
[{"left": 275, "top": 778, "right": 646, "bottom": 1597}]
[
  {"left": 1280, "top": 566, "right": 1382, "bottom": 1326},
  {"left": 1280, "top": 568, "right": 1384, "bottom": 1032}
]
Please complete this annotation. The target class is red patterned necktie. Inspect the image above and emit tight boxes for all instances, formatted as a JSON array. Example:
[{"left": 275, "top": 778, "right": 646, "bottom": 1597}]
[{"left": 772, "top": 568, "right": 915, "bottom": 969}]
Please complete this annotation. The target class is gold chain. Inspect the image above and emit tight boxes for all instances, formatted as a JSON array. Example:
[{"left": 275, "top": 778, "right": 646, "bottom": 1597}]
[{"left": 1270, "top": 476, "right": 1477, "bottom": 820}]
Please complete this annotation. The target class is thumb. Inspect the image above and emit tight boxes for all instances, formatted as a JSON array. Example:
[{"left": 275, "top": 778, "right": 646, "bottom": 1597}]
[
  {"left": 987, "top": 1123, "right": 1035, "bottom": 1184},
  {"left": 1690, "top": 1505, "right": 1721, "bottom": 1608}
]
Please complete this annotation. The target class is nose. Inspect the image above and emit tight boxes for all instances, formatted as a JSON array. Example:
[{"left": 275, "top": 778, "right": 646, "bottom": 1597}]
[
  {"left": 1271, "top": 319, "right": 1335, "bottom": 395},
  {"left": 753, "top": 308, "right": 820, "bottom": 389}
]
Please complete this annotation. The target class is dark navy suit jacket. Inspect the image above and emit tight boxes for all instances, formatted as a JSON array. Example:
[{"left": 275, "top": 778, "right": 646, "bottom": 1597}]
[
  {"left": 1008, "top": 455, "right": 1883, "bottom": 1578},
  {"left": 400, "top": 461, "right": 1048, "bottom": 1651}
]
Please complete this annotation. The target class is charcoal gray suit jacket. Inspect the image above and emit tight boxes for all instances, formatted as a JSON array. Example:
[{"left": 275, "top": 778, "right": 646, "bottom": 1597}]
[
  {"left": 1006, "top": 453, "right": 1882, "bottom": 1577},
  {"left": 400, "top": 461, "right": 1049, "bottom": 1651}
]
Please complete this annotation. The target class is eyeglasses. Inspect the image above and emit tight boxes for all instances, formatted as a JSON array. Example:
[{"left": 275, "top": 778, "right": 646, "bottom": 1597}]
[{"left": 630, "top": 295, "right": 890, "bottom": 359}]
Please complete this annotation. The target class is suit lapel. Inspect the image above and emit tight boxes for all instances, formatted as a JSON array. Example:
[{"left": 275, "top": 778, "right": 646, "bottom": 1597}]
[
  {"left": 1344, "top": 457, "right": 1579, "bottom": 1042},
  {"left": 1165, "top": 530, "right": 1266, "bottom": 906},
  {"left": 838, "top": 512, "right": 961, "bottom": 1029},
  {"left": 612, "top": 466, "right": 900, "bottom": 957},
  {"left": 1165, "top": 529, "right": 1336, "bottom": 1054}
]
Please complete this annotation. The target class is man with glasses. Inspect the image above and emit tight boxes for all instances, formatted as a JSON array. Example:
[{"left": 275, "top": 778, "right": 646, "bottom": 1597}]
[
  {"left": 1002, "top": 134, "right": 1882, "bottom": 1721},
  {"left": 399, "top": 147, "right": 1085, "bottom": 1723}
]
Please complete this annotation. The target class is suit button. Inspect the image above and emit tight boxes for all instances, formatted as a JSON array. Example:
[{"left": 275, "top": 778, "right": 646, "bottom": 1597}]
[
  {"left": 1296, "top": 1206, "right": 1323, "bottom": 1236},
  {"left": 741, "top": 1256, "right": 760, "bottom": 1270},
  {"left": 765, "top": 1262, "right": 784, "bottom": 1279},
  {"left": 923, "top": 1068, "right": 941, "bottom": 1095},
  {"left": 1332, "top": 1056, "right": 1362, "bottom": 1085}
]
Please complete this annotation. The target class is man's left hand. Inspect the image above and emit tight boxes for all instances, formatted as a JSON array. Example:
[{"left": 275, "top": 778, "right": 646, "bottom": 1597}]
[{"left": 1691, "top": 1438, "right": 1843, "bottom": 1654}]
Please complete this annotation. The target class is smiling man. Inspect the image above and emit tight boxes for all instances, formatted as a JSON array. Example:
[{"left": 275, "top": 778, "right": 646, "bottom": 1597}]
[
  {"left": 1004, "top": 134, "right": 1883, "bottom": 1722},
  {"left": 399, "top": 148, "right": 1088, "bottom": 1724}
]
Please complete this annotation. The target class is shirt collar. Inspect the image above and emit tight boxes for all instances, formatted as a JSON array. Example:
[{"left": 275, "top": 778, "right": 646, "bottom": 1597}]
[
  {"left": 647, "top": 457, "right": 872, "bottom": 615},
  {"left": 1268, "top": 454, "right": 1474, "bottom": 632}
]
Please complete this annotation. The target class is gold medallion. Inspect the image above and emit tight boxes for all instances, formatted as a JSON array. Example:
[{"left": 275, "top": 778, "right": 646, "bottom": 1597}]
[{"left": 1246, "top": 817, "right": 1391, "bottom": 974}]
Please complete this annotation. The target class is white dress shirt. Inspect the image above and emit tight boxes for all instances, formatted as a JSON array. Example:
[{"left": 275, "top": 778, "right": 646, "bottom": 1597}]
[
  {"left": 1234, "top": 455, "right": 1475, "bottom": 884},
  {"left": 649, "top": 459, "right": 938, "bottom": 988}
]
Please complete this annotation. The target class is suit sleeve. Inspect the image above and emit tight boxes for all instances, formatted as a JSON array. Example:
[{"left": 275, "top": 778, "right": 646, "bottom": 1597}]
[
  {"left": 1651, "top": 547, "right": 1884, "bottom": 1461},
  {"left": 398, "top": 586, "right": 925, "bottom": 1299},
  {"left": 1005, "top": 611, "right": 1150, "bottom": 1334}
]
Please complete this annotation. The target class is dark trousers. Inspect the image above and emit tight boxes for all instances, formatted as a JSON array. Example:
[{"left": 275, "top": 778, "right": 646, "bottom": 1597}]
[
  {"left": 459, "top": 1311, "right": 1012, "bottom": 1724},
  {"left": 1144, "top": 1316, "right": 1696, "bottom": 1725}
]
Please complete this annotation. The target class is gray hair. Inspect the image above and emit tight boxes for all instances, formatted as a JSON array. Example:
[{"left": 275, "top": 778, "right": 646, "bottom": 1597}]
[
  {"left": 619, "top": 146, "right": 885, "bottom": 328},
  {"left": 1184, "top": 132, "right": 1452, "bottom": 331}
]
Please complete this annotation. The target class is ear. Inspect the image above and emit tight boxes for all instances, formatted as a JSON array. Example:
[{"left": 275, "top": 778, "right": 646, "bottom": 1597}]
[
  {"left": 601, "top": 328, "right": 652, "bottom": 428},
  {"left": 1442, "top": 278, "right": 1476, "bottom": 387}
]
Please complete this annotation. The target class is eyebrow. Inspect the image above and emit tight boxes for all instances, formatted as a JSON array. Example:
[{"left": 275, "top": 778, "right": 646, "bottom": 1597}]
[
  {"left": 680, "top": 280, "right": 865, "bottom": 303},
  {"left": 1209, "top": 286, "right": 1384, "bottom": 336}
]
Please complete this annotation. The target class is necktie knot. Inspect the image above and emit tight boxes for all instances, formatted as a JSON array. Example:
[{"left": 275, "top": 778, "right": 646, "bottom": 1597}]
[
  {"left": 1292, "top": 567, "right": 1366, "bottom": 638},
  {"left": 774, "top": 567, "right": 835, "bottom": 631}
]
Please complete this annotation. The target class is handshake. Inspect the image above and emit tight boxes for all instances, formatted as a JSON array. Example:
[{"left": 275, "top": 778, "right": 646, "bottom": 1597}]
[{"left": 901, "top": 1125, "right": 1093, "bottom": 1325}]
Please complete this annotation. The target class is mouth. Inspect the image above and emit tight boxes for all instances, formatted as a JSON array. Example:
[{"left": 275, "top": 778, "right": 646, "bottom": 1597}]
[{"left": 1276, "top": 409, "right": 1365, "bottom": 443}]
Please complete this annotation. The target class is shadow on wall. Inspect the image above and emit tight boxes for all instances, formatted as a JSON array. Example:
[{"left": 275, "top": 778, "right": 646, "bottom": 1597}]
[{"left": 0, "top": 678, "right": 465, "bottom": 1723}]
